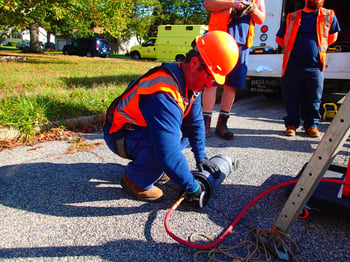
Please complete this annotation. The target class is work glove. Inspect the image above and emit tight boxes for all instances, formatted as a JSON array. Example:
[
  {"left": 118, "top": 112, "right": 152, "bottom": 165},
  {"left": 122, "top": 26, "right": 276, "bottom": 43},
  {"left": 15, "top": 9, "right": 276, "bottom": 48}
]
[
  {"left": 196, "top": 158, "right": 220, "bottom": 174},
  {"left": 184, "top": 181, "right": 207, "bottom": 208}
]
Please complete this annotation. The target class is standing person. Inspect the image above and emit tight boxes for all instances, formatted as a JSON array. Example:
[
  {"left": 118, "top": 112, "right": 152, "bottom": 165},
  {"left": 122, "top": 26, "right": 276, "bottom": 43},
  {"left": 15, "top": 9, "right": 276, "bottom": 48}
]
[
  {"left": 202, "top": 0, "right": 266, "bottom": 140},
  {"left": 276, "top": 0, "right": 340, "bottom": 137},
  {"left": 104, "top": 31, "right": 239, "bottom": 207}
]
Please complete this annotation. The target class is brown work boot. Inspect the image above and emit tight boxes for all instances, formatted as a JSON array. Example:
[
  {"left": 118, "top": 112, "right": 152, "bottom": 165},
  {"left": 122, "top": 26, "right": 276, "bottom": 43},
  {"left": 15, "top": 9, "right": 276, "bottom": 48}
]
[
  {"left": 121, "top": 174, "right": 163, "bottom": 202},
  {"left": 285, "top": 126, "right": 296, "bottom": 136},
  {"left": 215, "top": 114, "right": 234, "bottom": 140},
  {"left": 305, "top": 127, "right": 320, "bottom": 138},
  {"left": 203, "top": 114, "right": 212, "bottom": 138}
]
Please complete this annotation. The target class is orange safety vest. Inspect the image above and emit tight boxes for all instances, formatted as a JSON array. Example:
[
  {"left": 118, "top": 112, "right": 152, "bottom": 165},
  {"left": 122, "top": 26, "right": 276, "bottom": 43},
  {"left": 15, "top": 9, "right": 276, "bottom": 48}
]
[
  {"left": 107, "top": 64, "right": 196, "bottom": 134},
  {"left": 281, "top": 8, "right": 335, "bottom": 76},
  {"left": 207, "top": 0, "right": 257, "bottom": 47}
]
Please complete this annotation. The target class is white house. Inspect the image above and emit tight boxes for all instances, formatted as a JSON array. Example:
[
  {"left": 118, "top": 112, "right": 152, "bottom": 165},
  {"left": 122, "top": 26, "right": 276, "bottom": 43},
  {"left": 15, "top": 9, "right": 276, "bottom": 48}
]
[{"left": 21, "top": 27, "right": 55, "bottom": 45}]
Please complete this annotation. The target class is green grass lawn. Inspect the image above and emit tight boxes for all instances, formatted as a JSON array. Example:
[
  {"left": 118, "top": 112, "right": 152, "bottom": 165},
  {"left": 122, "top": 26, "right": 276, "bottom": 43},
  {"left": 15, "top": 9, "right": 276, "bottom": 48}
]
[{"left": 0, "top": 51, "right": 158, "bottom": 143}]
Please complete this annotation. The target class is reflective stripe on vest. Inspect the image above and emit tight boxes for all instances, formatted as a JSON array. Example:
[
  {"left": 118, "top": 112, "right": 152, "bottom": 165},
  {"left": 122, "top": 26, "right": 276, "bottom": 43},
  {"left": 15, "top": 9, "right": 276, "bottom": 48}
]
[
  {"left": 208, "top": 0, "right": 257, "bottom": 47},
  {"left": 246, "top": 0, "right": 257, "bottom": 48},
  {"left": 281, "top": 8, "right": 334, "bottom": 75},
  {"left": 109, "top": 68, "right": 193, "bottom": 134}
]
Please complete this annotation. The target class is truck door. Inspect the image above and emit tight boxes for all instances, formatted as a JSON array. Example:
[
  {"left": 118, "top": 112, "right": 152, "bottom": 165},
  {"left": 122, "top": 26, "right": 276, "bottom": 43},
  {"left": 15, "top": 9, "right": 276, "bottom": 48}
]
[{"left": 251, "top": 0, "right": 284, "bottom": 54}]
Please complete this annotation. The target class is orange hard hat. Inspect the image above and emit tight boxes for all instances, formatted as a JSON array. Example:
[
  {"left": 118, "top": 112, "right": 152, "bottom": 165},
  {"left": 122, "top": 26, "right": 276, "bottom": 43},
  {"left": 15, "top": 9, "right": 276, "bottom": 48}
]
[{"left": 196, "top": 31, "right": 239, "bottom": 85}]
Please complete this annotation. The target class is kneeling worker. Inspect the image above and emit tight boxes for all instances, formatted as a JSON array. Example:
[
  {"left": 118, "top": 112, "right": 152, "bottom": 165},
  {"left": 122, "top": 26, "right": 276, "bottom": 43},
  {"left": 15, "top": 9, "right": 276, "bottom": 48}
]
[{"left": 104, "top": 31, "right": 239, "bottom": 206}]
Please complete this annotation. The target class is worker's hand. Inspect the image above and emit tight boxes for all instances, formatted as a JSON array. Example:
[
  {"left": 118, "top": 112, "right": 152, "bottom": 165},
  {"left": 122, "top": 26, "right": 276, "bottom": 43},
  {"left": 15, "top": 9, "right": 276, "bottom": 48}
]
[
  {"left": 230, "top": 1, "right": 256, "bottom": 22},
  {"left": 243, "top": 1, "right": 256, "bottom": 14},
  {"left": 196, "top": 158, "right": 220, "bottom": 174},
  {"left": 184, "top": 181, "right": 207, "bottom": 208}
]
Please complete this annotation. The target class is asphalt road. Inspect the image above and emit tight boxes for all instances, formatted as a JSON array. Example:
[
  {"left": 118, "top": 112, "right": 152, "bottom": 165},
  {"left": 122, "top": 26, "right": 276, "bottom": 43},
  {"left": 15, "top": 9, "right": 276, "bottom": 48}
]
[{"left": 0, "top": 95, "right": 349, "bottom": 262}]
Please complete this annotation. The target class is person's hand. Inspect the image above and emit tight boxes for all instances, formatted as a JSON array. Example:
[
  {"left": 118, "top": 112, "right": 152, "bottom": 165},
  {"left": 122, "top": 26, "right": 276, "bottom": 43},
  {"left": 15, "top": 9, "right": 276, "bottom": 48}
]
[
  {"left": 184, "top": 181, "right": 207, "bottom": 208},
  {"left": 244, "top": 1, "right": 257, "bottom": 14},
  {"left": 232, "top": 1, "right": 245, "bottom": 10},
  {"left": 230, "top": 1, "right": 256, "bottom": 21},
  {"left": 196, "top": 158, "right": 220, "bottom": 174}
]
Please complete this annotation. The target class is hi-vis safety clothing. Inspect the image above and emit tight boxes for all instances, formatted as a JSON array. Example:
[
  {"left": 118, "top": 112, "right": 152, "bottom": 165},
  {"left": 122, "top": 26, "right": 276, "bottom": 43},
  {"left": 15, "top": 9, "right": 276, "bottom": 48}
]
[
  {"left": 207, "top": 0, "right": 257, "bottom": 47},
  {"left": 281, "top": 8, "right": 335, "bottom": 76},
  {"left": 104, "top": 62, "right": 205, "bottom": 193},
  {"left": 107, "top": 63, "right": 197, "bottom": 135}
]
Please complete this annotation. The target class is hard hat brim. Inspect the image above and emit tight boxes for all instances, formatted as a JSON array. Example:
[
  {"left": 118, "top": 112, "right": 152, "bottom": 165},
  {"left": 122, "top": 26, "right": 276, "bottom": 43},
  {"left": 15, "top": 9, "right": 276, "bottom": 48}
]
[{"left": 210, "top": 71, "right": 225, "bottom": 85}]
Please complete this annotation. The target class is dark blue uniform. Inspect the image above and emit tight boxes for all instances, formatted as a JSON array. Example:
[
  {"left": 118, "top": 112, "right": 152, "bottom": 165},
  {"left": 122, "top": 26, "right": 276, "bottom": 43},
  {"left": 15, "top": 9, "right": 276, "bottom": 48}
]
[{"left": 276, "top": 10, "right": 340, "bottom": 129}]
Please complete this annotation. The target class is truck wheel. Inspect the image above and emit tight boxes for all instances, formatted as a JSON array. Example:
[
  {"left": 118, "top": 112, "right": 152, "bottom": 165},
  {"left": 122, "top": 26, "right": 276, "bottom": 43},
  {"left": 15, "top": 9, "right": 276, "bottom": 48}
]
[
  {"left": 63, "top": 50, "right": 69, "bottom": 55},
  {"left": 131, "top": 52, "right": 141, "bottom": 60},
  {"left": 86, "top": 51, "right": 93, "bottom": 57},
  {"left": 175, "top": 55, "right": 185, "bottom": 62},
  {"left": 333, "top": 45, "right": 342, "bottom": 52}
]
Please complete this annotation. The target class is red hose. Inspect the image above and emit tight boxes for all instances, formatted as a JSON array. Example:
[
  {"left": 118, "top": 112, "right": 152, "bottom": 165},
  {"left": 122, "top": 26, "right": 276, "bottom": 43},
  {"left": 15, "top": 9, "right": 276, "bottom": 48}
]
[{"left": 164, "top": 178, "right": 349, "bottom": 249}]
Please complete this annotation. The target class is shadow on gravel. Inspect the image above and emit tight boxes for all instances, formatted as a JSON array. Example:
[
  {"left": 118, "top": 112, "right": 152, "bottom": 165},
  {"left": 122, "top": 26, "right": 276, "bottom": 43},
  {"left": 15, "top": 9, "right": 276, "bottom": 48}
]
[
  {"left": 0, "top": 165, "right": 296, "bottom": 261},
  {"left": 0, "top": 161, "right": 289, "bottom": 217},
  {"left": 0, "top": 240, "right": 194, "bottom": 262},
  {"left": 1, "top": 162, "right": 349, "bottom": 261},
  {"left": 0, "top": 162, "right": 173, "bottom": 217}
]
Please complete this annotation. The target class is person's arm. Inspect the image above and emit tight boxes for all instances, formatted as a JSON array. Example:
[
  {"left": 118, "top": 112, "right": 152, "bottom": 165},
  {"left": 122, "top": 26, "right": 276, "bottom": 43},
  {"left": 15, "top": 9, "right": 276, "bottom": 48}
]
[
  {"left": 250, "top": 0, "right": 266, "bottom": 25},
  {"left": 275, "top": 20, "right": 286, "bottom": 48},
  {"left": 328, "top": 14, "right": 341, "bottom": 46},
  {"left": 328, "top": 32, "right": 338, "bottom": 46},
  {"left": 204, "top": 0, "right": 243, "bottom": 13},
  {"left": 181, "top": 95, "right": 207, "bottom": 160},
  {"left": 275, "top": 36, "right": 284, "bottom": 48},
  {"left": 139, "top": 92, "right": 199, "bottom": 193},
  {"left": 205, "top": 0, "right": 265, "bottom": 24}
]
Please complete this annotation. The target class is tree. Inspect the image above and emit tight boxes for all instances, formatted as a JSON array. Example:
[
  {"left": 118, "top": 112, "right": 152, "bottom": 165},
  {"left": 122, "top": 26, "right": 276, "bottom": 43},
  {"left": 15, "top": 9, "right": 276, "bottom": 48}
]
[
  {"left": 126, "top": 0, "right": 161, "bottom": 44},
  {"left": 127, "top": 0, "right": 209, "bottom": 44},
  {"left": 0, "top": 0, "right": 136, "bottom": 52},
  {"left": 0, "top": 0, "right": 210, "bottom": 53},
  {"left": 154, "top": 0, "right": 210, "bottom": 25},
  {"left": 0, "top": 0, "right": 54, "bottom": 52}
]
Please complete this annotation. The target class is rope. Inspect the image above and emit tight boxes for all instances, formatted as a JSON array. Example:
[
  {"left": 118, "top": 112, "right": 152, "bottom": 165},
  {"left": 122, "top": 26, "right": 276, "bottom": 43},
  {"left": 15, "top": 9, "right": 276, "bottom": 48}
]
[{"left": 193, "top": 226, "right": 300, "bottom": 262}]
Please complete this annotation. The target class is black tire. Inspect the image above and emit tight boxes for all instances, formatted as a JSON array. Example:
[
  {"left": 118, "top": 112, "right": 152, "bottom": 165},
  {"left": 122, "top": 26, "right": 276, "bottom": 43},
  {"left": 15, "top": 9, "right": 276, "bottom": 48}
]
[
  {"left": 175, "top": 55, "right": 185, "bottom": 62},
  {"left": 131, "top": 52, "right": 141, "bottom": 60}
]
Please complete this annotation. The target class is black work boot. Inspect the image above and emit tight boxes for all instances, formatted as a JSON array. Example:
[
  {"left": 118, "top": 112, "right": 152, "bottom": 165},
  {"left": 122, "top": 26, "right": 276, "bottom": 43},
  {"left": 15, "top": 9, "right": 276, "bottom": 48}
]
[
  {"left": 215, "top": 113, "right": 234, "bottom": 140},
  {"left": 203, "top": 113, "right": 212, "bottom": 138}
]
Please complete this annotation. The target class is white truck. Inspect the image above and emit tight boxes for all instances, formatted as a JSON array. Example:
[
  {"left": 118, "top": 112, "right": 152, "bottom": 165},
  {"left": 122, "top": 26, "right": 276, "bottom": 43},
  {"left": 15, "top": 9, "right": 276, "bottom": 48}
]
[{"left": 246, "top": 0, "right": 350, "bottom": 96}]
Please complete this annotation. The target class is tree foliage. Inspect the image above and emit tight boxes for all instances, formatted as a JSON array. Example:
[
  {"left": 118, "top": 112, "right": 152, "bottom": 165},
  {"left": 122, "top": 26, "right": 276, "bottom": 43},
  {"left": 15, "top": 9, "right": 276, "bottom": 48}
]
[
  {"left": 0, "top": 0, "right": 136, "bottom": 52},
  {"left": 0, "top": 0, "right": 209, "bottom": 52},
  {"left": 126, "top": 0, "right": 161, "bottom": 43},
  {"left": 155, "top": 0, "right": 209, "bottom": 25},
  {"left": 127, "top": 0, "right": 209, "bottom": 43}
]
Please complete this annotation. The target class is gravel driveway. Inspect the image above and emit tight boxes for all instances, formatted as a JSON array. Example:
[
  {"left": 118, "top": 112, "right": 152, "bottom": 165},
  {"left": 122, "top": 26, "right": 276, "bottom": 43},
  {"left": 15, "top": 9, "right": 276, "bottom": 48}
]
[{"left": 1, "top": 95, "right": 349, "bottom": 262}]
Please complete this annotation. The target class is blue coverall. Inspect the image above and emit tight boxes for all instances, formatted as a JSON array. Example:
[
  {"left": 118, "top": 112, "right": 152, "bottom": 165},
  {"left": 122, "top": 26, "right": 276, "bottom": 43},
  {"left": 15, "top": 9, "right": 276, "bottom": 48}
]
[
  {"left": 276, "top": 10, "right": 340, "bottom": 129},
  {"left": 104, "top": 63, "right": 206, "bottom": 193}
]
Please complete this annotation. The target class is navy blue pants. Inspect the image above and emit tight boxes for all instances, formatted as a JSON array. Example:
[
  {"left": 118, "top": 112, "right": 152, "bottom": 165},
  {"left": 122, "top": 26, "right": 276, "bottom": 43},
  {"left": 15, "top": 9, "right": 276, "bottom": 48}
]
[
  {"left": 281, "top": 66, "right": 324, "bottom": 129},
  {"left": 104, "top": 123, "right": 189, "bottom": 190}
]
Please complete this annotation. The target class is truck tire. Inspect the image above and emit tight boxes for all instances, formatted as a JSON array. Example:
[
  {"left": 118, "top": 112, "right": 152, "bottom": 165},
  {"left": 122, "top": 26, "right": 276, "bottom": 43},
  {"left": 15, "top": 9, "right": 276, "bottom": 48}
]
[
  {"left": 175, "top": 55, "right": 185, "bottom": 62},
  {"left": 131, "top": 52, "right": 141, "bottom": 60}
]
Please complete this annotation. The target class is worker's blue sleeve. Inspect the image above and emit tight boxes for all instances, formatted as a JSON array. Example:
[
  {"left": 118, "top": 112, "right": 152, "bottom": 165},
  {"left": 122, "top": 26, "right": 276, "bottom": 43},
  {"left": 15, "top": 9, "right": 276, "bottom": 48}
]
[
  {"left": 330, "top": 15, "right": 341, "bottom": 34},
  {"left": 139, "top": 92, "right": 201, "bottom": 193},
  {"left": 181, "top": 93, "right": 207, "bottom": 160}
]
